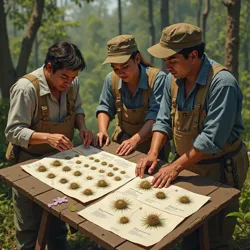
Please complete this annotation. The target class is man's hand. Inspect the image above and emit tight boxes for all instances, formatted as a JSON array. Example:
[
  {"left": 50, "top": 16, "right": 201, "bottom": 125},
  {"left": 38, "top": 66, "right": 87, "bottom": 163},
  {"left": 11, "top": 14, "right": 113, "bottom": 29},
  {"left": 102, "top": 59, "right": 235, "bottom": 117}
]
[
  {"left": 47, "top": 134, "right": 73, "bottom": 151},
  {"left": 116, "top": 137, "right": 138, "bottom": 156},
  {"left": 79, "top": 129, "right": 93, "bottom": 147},
  {"left": 135, "top": 153, "right": 158, "bottom": 178},
  {"left": 151, "top": 164, "right": 179, "bottom": 188},
  {"left": 95, "top": 131, "right": 110, "bottom": 147}
]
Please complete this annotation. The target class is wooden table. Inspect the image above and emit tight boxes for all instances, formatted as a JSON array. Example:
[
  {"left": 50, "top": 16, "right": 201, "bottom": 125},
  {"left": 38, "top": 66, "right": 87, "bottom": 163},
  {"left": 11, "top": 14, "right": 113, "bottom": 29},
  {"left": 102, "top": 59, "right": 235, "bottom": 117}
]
[{"left": 0, "top": 142, "right": 240, "bottom": 250}]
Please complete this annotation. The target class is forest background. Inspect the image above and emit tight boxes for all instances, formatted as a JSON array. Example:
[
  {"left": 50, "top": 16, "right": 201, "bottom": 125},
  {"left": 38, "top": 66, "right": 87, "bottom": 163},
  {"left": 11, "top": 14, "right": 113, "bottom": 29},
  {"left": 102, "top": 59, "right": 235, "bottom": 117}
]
[{"left": 0, "top": 0, "right": 249, "bottom": 249}]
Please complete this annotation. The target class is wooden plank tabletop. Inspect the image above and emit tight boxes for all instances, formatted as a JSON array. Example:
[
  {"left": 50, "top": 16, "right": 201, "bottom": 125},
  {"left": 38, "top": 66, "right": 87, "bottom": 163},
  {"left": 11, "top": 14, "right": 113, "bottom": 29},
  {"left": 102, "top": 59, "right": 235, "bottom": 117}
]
[{"left": 0, "top": 143, "right": 241, "bottom": 250}]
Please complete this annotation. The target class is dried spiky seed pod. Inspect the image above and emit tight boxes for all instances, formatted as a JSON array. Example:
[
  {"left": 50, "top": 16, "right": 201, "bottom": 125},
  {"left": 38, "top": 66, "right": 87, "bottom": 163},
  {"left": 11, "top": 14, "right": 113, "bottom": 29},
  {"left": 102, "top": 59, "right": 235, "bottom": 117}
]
[
  {"left": 90, "top": 166, "right": 97, "bottom": 170},
  {"left": 86, "top": 176, "right": 93, "bottom": 180},
  {"left": 101, "top": 161, "right": 107, "bottom": 166},
  {"left": 83, "top": 189, "right": 93, "bottom": 196},
  {"left": 47, "top": 173, "right": 56, "bottom": 179},
  {"left": 76, "top": 160, "right": 82, "bottom": 164},
  {"left": 62, "top": 166, "right": 71, "bottom": 172},
  {"left": 74, "top": 171, "right": 82, "bottom": 177},
  {"left": 114, "top": 176, "right": 121, "bottom": 181},
  {"left": 108, "top": 163, "right": 113, "bottom": 167},
  {"left": 99, "top": 169, "right": 105, "bottom": 173},
  {"left": 139, "top": 180, "right": 152, "bottom": 190},
  {"left": 155, "top": 191, "right": 166, "bottom": 200},
  {"left": 52, "top": 160, "right": 62, "bottom": 167},
  {"left": 70, "top": 182, "right": 80, "bottom": 190},
  {"left": 97, "top": 180, "right": 109, "bottom": 188},
  {"left": 84, "top": 164, "right": 89, "bottom": 168},
  {"left": 114, "top": 199, "right": 128, "bottom": 210},
  {"left": 107, "top": 172, "right": 114, "bottom": 177},
  {"left": 178, "top": 195, "right": 191, "bottom": 204},
  {"left": 37, "top": 165, "right": 47, "bottom": 172},
  {"left": 60, "top": 178, "right": 68, "bottom": 184},
  {"left": 89, "top": 157, "right": 94, "bottom": 160},
  {"left": 142, "top": 214, "right": 164, "bottom": 229},
  {"left": 94, "top": 159, "right": 100, "bottom": 162},
  {"left": 113, "top": 167, "right": 119, "bottom": 171},
  {"left": 119, "top": 216, "right": 129, "bottom": 224},
  {"left": 120, "top": 171, "right": 126, "bottom": 174}
]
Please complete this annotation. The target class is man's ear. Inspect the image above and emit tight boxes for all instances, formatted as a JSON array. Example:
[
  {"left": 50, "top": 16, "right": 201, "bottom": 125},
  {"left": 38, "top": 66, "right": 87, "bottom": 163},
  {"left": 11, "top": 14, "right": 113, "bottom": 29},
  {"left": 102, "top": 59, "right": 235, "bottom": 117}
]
[
  {"left": 46, "top": 62, "right": 53, "bottom": 73},
  {"left": 135, "top": 53, "right": 141, "bottom": 64}
]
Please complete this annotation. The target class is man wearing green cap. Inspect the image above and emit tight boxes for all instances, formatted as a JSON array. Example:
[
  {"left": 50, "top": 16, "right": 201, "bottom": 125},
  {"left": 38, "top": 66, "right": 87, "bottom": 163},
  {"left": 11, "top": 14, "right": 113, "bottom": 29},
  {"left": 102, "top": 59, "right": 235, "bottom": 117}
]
[
  {"left": 95, "top": 34, "right": 169, "bottom": 159},
  {"left": 136, "top": 23, "right": 249, "bottom": 249}
]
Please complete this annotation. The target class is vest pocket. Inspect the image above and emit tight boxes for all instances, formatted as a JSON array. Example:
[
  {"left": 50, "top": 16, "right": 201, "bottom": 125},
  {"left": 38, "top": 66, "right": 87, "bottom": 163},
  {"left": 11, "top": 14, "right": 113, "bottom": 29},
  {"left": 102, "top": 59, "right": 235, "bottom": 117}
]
[{"left": 174, "top": 129, "right": 195, "bottom": 156}]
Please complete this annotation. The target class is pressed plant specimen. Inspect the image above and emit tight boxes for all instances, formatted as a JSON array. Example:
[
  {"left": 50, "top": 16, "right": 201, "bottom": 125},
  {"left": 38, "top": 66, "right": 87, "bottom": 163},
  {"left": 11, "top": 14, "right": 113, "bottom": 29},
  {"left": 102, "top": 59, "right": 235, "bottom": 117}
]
[
  {"left": 120, "top": 171, "right": 126, "bottom": 174},
  {"left": 94, "top": 159, "right": 100, "bottom": 163},
  {"left": 83, "top": 188, "right": 94, "bottom": 196},
  {"left": 84, "top": 164, "right": 89, "bottom": 168},
  {"left": 107, "top": 172, "right": 114, "bottom": 177},
  {"left": 76, "top": 160, "right": 82, "bottom": 164},
  {"left": 60, "top": 178, "right": 68, "bottom": 184},
  {"left": 90, "top": 166, "right": 97, "bottom": 170},
  {"left": 73, "top": 171, "right": 82, "bottom": 177},
  {"left": 69, "top": 182, "right": 80, "bottom": 190},
  {"left": 142, "top": 213, "right": 165, "bottom": 229},
  {"left": 89, "top": 156, "right": 94, "bottom": 160},
  {"left": 112, "top": 198, "right": 130, "bottom": 211},
  {"left": 47, "top": 173, "right": 56, "bottom": 179},
  {"left": 113, "top": 167, "right": 119, "bottom": 171},
  {"left": 62, "top": 166, "right": 71, "bottom": 172},
  {"left": 99, "top": 169, "right": 105, "bottom": 173},
  {"left": 37, "top": 165, "right": 47, "bottom": 172},
  {"left": 155, "top": 191, "right": 167, "bottom": 200},
  {"left": 86, "top": 176, "right": 93, "bottom": 181},
  {"left": 101, "top": 161, "right": 107, "bottom": 166},
  {"left": 108, "top": 163, "right": 113, "bottom": 167},
  {"left": 178, "top": 195, "right": 191, "bottom": 204},
  {"left": 119, "top": 216, "right": 130, "bottom": 224},
  {"left": 52, "top": 160, "right": 62, "bottom": 167},
  {"left": 96, "top": 179, "right": 109, "bottom": 188},
  {"left": 114, "top": 176, "right": 122, "bottom": 181},
  {"left": 139, "top": 180, "right": 152, "bottom": 190}
]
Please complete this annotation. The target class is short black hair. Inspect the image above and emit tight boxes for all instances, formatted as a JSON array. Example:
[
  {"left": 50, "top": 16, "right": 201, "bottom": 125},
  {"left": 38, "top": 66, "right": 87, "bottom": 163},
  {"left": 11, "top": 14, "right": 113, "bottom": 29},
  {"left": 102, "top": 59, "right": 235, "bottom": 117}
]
[
  {"left": 177, "top": 43, "right": 205, "bottom": 59},
  {"left": 44, "top": 41, "right": 86, "bottom": 73}
]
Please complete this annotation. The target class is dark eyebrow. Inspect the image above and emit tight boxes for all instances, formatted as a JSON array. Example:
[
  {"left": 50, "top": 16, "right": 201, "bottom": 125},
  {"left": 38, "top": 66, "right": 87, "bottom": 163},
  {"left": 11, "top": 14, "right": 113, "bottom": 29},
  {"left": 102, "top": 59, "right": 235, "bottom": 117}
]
[
  {"left": 111, "top": 63, "right": 128, "bottom": 69},
  {"left": 61, "top": 73, "right": 78, "bottom": 78}
]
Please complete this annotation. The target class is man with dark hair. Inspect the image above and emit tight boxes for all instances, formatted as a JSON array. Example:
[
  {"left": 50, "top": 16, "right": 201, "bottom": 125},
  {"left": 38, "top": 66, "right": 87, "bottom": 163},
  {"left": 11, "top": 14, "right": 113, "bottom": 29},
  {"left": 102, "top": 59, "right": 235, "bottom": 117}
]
[
  {"left": 136, "top": 23, "right": 249, "bottom": 250},
  {"left": 5, "top": 41, "right": 93, "bottom": 249}
]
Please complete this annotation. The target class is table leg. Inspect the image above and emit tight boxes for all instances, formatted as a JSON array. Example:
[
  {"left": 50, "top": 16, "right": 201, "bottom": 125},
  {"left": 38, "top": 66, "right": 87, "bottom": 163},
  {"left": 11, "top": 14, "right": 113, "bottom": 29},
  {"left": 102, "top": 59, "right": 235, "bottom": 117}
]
[
  {"left": 199, "top": 221, "right": 210, "bottom": 250},
  {"left": 35, "top": 209, "right": 51, "bottom": 250}
]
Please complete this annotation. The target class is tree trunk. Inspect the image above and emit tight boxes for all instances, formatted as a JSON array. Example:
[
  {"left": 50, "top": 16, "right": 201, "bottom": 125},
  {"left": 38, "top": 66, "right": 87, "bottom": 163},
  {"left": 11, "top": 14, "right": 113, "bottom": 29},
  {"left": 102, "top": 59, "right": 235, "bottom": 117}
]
[
  {"left": 161, "top": 0, "right": 169, "bottom": 71},
  {"left": 197, "top": 0, "right": 202, "bottom": 27},
  {"left": 0, "top": 0, "right": 16, "bottom": 98},
  {"left": 148, "top": 0, "right": 155, "bottom": 64},
  {"left": 223, "top": 0, "right": 241, "bottom": 80},
  {"left": 201, "top": 0, "right": 210, "bottom": 43},
  {"left": 16, "top": 0, "right": 45, "bottom": 79},
  {"left": 118, "top": 0, "right": 122, "bottom": 35}
]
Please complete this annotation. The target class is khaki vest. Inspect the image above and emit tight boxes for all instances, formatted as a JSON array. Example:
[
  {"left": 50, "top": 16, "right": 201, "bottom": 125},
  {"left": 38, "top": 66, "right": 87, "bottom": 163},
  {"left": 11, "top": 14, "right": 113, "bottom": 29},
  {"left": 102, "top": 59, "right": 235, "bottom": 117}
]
[
  {"left": 170, "top": 63, "right": 248, "bottom": 189},
  {"left": 6, "top": 74, "right": 76, "bottom": 162},
  {"left": 111, "top": 67, "right": 159, "bottom": 154}
]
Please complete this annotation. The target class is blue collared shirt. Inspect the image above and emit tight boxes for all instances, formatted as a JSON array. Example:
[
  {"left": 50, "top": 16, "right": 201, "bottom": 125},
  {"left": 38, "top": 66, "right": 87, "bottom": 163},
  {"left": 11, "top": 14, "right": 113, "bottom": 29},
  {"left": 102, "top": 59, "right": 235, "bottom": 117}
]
[
  {"left": 153, "top": 54, "right": 244, "bottom": 155},
  {"left": 96, "top": 65, "right": 167, "bottom": 121}
]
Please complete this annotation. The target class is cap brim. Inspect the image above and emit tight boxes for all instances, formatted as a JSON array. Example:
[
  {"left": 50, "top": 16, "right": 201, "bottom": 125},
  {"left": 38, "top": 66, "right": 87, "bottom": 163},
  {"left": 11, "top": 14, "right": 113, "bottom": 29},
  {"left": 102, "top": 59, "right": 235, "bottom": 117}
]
[
  {"left": 147, "top": 43, "right": 181, "bottom": 59},
  {"left": 102, "top": 54, "right": 131, "bottom": 65}
]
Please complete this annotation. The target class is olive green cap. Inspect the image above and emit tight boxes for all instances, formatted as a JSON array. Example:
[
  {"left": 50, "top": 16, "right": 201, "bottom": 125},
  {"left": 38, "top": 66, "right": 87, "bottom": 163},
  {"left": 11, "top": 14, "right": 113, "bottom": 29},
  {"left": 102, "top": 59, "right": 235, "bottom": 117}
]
[
  {"left": 148, "top": 23, "right": 203, "bottom": 59},
  {"left": 102, "top": 35, "right": 138, "bottom": 65}
]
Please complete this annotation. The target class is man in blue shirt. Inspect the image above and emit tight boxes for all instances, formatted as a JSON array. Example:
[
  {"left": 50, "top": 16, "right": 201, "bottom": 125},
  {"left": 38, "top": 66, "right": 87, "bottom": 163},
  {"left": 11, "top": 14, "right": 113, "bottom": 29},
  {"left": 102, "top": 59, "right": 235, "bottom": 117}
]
[{"left": 136, "top": 23, "right": 249, "bottom": 250}]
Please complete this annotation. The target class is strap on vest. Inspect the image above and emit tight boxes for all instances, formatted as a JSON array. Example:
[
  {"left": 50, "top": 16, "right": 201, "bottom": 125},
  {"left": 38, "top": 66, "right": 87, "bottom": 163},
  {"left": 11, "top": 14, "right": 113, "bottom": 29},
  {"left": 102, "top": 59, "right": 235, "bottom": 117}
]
[
  {"left": 111, "top": 67, "right": 160, "bottom": 128},
  {"left": 170, "top": 63, "right": 227, "bottom": 132},
  {"left": 22, "top": 74, "right": 49, "bottom": 120}
]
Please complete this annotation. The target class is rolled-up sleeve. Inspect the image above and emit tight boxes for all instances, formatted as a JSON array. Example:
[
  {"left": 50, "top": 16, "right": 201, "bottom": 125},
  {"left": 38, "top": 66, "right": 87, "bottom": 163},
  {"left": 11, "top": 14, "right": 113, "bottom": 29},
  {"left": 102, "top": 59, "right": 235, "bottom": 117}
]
[
  {"left": 96, "top": 72, "right": 116, "bottom": 120},
  {"left": 193, "top": 72, "right": 241, "bottom": 154},
  {"left": 145, "top": 71, "right": 167, "bottom": 121},
  {"left": 152, "top": 74, "right": 173, "bottom": 138},
  {"left": 5, "top": 82, "right": 37, "bottom": 148}
]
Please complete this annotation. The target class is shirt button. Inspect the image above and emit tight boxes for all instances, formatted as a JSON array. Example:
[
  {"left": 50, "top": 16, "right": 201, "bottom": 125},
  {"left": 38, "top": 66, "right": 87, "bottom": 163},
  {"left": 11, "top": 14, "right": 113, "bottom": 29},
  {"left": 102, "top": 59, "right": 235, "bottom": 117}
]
[{"left": 226, "top": 159, "right": 231, "bottom": 165}]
